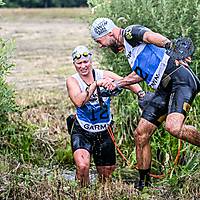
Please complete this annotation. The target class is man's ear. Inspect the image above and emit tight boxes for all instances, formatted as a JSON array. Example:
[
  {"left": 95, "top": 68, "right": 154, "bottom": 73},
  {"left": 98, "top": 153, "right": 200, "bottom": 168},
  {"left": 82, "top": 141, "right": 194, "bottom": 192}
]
[{"left": 108, "top": 32, "right": 114, "bottom": 37}]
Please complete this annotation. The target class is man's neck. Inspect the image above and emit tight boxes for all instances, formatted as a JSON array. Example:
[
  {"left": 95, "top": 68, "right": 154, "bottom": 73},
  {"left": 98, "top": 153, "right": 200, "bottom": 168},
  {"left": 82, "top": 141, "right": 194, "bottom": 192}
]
[{"left": 113, "top": 28, "right": 124, "bottom": 45}]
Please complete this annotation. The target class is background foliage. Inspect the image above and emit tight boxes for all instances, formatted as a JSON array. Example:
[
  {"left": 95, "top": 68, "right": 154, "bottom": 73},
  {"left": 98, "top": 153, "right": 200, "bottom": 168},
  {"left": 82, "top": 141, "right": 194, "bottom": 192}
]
[
  {"left": 88, "top": 0, "right": 200, "bottom": 192},
  {"left": 0, "top": 39, "right": 36, "bottom": 163},
  {"left": 0, "top": 0, "right": 4, "bottom": 5},
  {"left": 0, "top": 39, "right": 18, "bottom": 138},
  {"left": 2, "top": 0, "right": 87, "bottom": 7}
]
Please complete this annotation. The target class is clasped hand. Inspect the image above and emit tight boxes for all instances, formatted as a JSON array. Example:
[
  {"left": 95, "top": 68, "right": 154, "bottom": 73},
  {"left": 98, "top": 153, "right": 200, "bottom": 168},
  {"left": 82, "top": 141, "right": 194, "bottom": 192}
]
[{"left": 96, "top": 77, "right": 118, "bottom": 91}]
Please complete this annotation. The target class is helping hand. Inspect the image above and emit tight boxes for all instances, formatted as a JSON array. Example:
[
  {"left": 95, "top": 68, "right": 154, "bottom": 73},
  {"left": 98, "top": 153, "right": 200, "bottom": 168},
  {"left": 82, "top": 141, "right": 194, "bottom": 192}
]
[
  {"left": 97, "top": 78, "right": 118, "bottom": 91},
  {"left": 100, "top": 87, "right": 122, "bottom": 97}
]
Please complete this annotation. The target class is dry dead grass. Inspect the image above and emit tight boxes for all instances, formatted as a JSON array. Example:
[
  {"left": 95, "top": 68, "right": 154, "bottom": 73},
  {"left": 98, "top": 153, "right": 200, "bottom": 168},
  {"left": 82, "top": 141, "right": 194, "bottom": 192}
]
[
  {"left": 0, "top": 7, "right": 90, "bottom": 20},
  {"left": 0, "top": 8, "right": 91, "bottom": 137}
]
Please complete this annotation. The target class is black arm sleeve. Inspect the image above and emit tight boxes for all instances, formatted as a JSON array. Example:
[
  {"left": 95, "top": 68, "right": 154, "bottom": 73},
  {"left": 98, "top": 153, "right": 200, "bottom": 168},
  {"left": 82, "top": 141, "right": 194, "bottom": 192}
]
[{"left": 123, "top": 25, "right": 151, "bottom": 47}]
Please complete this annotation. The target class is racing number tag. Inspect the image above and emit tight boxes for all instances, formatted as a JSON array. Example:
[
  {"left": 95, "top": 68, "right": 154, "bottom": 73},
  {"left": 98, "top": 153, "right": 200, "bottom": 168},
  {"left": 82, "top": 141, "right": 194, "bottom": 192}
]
[{"left": 90, "top": 104, "right": 109, "bottom": 121}]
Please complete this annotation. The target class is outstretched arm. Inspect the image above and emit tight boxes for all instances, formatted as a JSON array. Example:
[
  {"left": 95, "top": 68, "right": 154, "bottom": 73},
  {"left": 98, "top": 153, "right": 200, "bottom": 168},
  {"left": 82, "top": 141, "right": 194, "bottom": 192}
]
[
  {"left": 102, "top": 70, "right": 154, "bottom": 108},
  {"left": 102, "top": 71, "right": 143, "bottom": 92},
  {"left": 115, "top": 71, "right": 144, "bottom": 87},
  {"left": 103, "top": 70, "right": 143, "bottom": 94}
]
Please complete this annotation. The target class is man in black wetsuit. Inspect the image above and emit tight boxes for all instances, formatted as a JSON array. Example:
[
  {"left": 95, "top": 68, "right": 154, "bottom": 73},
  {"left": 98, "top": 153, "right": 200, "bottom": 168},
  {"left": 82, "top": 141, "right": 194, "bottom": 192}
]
[{"left": 90, "top": 18, "right": 200, "bottom": 190}]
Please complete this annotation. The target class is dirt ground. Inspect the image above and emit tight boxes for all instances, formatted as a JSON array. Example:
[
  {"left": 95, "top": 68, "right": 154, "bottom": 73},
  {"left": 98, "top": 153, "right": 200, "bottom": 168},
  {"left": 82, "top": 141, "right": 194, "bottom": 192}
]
[{"left": 0, "top": 8, "right": 90, "bottom": 90}]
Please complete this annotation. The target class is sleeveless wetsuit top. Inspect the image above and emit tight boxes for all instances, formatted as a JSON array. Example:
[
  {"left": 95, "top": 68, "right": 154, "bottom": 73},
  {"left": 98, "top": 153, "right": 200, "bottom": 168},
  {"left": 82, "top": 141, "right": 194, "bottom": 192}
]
[{"left": 72, "top": 69, "right": 112, "bottom": 133}]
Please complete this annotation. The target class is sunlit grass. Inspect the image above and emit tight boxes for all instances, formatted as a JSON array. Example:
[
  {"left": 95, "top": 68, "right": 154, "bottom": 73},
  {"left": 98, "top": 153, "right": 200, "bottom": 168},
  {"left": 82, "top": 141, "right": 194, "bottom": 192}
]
[{"left": 0, "top": 7, "right": 90, "bottom": 21}]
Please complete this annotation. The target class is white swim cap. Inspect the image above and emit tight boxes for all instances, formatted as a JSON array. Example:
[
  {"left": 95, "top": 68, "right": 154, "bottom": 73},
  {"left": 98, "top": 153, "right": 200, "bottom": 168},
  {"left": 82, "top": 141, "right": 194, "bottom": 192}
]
[{"left": 72, "top": 45, "right": 92, "bottom": 62}]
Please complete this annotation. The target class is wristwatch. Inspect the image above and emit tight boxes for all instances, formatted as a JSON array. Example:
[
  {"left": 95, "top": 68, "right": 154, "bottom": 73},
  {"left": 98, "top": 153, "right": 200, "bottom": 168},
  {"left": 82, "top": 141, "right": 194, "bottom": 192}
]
[{"left": 137, "top": 90, "right": 145, "bottom": 98}]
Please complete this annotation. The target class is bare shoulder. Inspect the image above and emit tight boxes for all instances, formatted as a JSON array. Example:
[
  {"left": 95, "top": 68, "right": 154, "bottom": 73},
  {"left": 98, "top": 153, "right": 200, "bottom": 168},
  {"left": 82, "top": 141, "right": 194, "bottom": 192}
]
[
  {"left": 66, "top": 75, "right": 73, "bottom": 83},
  {"left": 66, "top": 76, "right": 78, "bottom": 88}
]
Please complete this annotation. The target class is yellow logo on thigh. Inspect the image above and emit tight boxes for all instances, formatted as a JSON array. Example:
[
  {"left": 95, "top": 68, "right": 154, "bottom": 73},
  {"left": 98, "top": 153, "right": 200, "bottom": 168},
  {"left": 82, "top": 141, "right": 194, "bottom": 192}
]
[
  {"left": 157, "top": 114, "right": 167, "bottom": 123},
  {"left": 183, "top": 102, "right": 191, "bottom": 112}
]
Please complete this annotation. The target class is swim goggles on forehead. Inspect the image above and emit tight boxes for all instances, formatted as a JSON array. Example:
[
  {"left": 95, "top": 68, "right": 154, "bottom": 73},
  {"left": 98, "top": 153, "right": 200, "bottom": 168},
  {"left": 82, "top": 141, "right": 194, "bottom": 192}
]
[{"left": 73, "top": 52, "right": 92, "bottom": 61}]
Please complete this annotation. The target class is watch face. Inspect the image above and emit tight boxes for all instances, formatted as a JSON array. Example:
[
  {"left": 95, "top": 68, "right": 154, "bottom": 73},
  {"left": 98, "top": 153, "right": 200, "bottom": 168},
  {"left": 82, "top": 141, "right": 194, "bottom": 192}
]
[{"left": 137, "top": 90, "right": 145, "bottom": 98}]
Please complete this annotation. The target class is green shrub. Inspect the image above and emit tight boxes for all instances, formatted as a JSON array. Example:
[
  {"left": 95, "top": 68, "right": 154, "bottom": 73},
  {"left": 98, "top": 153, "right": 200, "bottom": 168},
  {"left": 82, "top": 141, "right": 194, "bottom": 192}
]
[
  {"left": 0, "top": 39, "right": 47, "bottom": 165},
  {"left": 0, "top": 39, "right": 35, "bottom": 163},
  {"left": 0, "top": 39, "right": 18, "bottom": 129}
]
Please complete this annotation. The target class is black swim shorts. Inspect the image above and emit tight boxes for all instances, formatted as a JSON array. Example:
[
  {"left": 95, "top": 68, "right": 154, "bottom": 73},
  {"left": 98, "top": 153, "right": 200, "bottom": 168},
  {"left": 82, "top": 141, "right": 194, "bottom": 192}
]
[{"left": 71, "top": 119, "right": 116, "bottom": 166}]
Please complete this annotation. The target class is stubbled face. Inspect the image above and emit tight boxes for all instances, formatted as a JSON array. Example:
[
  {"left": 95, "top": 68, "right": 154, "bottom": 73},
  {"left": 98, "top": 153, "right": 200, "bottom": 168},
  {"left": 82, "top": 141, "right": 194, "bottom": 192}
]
[
  {"left": 74, "top": 59, "right": 92, "bottom": 76},
  {"left": 95, "top": 34, "right": 124, "bottom": 54}
]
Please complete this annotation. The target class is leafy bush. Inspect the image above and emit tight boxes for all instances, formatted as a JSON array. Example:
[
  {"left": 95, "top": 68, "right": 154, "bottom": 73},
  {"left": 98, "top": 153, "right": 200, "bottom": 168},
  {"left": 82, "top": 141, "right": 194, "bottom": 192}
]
[
  {"left": 0, "top": 0, "right": 4, "bottom": 5},
  {"left": 0, "top": 39, "right": 17, "bottom": 127},
  {"left": 0, "top": 39, "right": 46, "bottom": 165},
  {"left": 3, "top": 0, "right": 88, "bottom": 8},
  {"left": 89, "top": 0, "right": 200, "bottom": 73},
  {"left": 0, "top": 39, "right": 31, "bottom": 160}
]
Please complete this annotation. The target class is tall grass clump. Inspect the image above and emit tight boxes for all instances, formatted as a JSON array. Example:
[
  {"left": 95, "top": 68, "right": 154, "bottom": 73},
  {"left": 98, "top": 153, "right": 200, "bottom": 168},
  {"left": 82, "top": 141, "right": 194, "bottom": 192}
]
[
  {"left": 0, "top": 38, "right": 36, "bottom": 162},
  {"left": 0, "top": 38, "right": 71, "bottom": 166},
  {"left": 88, "top": 0, "right": 200, "bottom": 197},
  {"left": 0, "top": 35, "right": 75, "bottom": 199},
  {"left": 0, "top": 37, "right": 62, "bottom": 167},
  {"left": 0, "top": 36, "right": 68, "bottom": 200}
]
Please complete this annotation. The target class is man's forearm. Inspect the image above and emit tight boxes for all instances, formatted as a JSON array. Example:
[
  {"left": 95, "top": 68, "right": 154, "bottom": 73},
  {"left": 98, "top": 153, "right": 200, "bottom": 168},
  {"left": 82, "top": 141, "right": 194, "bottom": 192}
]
[
  {"left": 143, "top": 31, "right": 171, "bottom": 48},
  {"left": 116, "top": 72, "right": 143, "bottom": 88}
]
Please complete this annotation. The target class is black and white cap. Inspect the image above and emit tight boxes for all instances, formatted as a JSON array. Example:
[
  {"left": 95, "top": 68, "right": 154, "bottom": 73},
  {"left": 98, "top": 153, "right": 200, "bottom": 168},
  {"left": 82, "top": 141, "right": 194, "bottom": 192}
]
[{"left": 91, "top": 18, "right": 117, "bottom": 40}]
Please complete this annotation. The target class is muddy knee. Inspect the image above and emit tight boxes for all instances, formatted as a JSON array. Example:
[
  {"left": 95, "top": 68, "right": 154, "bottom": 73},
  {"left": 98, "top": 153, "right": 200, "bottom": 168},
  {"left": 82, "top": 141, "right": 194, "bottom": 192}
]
[
  {"left": 134, "top": 129, "right": 150, "bottom": 147},
  {"left": 165, "top": 123, "right": 182, "bottom": 138}
]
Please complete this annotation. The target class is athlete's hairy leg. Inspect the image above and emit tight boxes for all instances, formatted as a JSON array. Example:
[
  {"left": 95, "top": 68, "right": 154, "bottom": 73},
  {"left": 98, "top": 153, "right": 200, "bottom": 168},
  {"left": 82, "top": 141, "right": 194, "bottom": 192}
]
[
  {"left": 73, "top": 149, "right": 90, "bottom": 186},
  {"left": 134, "top": 118, "right": 157, "bottom": 169},
  {"left": 96, "top": 165, "right": 116, "bottom": 183},
  {"left": 165, "top": 113, "right": 200, "bottom": 147}
]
